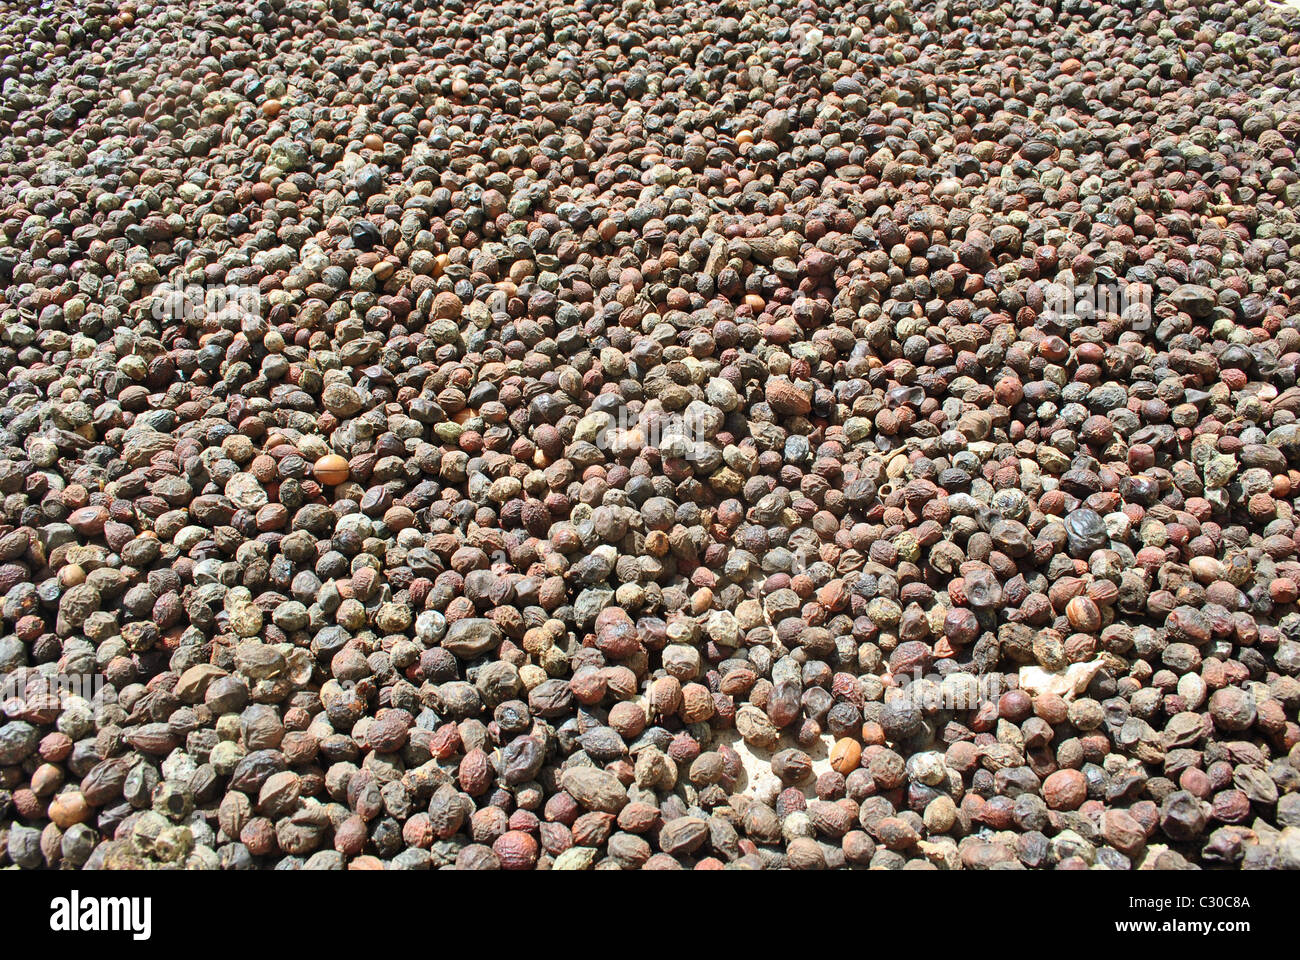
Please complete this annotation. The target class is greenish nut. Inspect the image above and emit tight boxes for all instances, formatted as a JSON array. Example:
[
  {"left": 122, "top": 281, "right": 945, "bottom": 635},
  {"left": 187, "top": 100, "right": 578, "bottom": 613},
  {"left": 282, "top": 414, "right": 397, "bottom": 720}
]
[
  {"left": 553, "top": 846, "right": 598, "bottom": 870},
  {"left": 426, "top": 317, "right": 461, "bottom": 345},
  {"left": 1202, "top": 454, "right": 1238, "bottom": 489},
  {"left": 152, "top": 780, "right": 195, "bottom": 823},
  {"left": 866, "top": 597, "right": 902, "bottom": 628},
  {"left": 1033, "top": 632, "right": 1067, "bottom": 672},
  {"left": 927, "top": 604, "right": 949, "bottom": 638},
  {"left": 434, "top": 420, "right": 463, "bottom": 443},
  {"left": 1223, "top": 553, "right": 1253, "bottom": 587},
  {"left": 1210, "top": 317, "right": 1238, "bottom": 341},
  {"left": 153, "top": 826, "right": 195, "bottom": 863},
  {"left": 843, "top": 417, "right": 872, "bottom": 442},
  {"left": 1139, "top": 519, "right": 1168, "bottom": 547},
  {"left": 895, "top": 316, "right": 929, "bottom": 340},
  {"left": 893, "top": 531, "right": 921, "bottom": 565},
  {"left": 1189, "top": 434, "right": 1219, "bottom": 466},
  {"left": 1037, "top": 446, "right": 1069, "bottom": 473},
  {"left": 130, "top": 810, "right": 169, "bottom": 856},
  {"left": 209, "top": 739, "right": 246, "bottom": 776}
]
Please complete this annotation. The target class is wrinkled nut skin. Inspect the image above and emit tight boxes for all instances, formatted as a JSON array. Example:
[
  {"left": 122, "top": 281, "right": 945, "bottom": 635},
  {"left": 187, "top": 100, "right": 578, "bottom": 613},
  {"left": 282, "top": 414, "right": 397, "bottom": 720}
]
[{"left": 492, "top": 830, "right": 539, "bottom": 870}]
